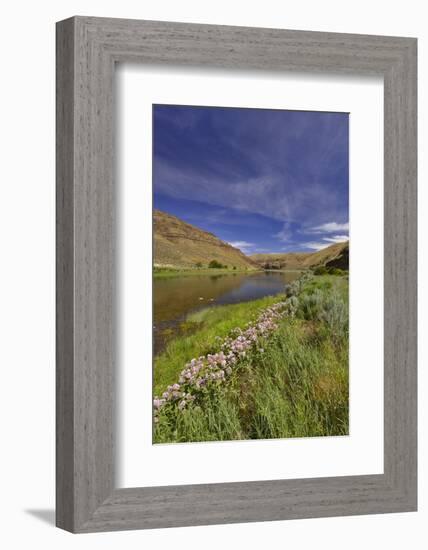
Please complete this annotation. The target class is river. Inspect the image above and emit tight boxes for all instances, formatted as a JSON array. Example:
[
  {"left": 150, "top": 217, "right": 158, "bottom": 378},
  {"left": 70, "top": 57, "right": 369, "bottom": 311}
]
[{"left": 153, "top": 271, "right": 302, "bottom": 356}]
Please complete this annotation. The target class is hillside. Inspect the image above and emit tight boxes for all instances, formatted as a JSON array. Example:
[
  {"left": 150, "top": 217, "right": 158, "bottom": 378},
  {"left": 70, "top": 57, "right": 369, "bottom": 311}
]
[
  {"left": 154, "top": 209, "right": 257, "bottom": 269},
  {"left": 251, "top": 241, "right": 349, "bottom": 270}
]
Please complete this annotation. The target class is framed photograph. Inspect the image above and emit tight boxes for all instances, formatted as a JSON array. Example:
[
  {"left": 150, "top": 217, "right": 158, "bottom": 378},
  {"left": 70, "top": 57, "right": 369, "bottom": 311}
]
[
  {"left": 151, "top": 104, "right": 350, "bottom": 445},
  {"left": 56, "top": 16, "right": 417, "bottom": 532}
]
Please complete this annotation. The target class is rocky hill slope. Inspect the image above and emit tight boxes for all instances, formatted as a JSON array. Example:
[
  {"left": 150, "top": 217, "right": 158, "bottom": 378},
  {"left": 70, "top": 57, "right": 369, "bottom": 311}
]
[
  {"left": 250, "top": 241, "right": 349, "bottom": 270},
  {"left": 154, "top": 209, "right": 257, "bottom": 269}
]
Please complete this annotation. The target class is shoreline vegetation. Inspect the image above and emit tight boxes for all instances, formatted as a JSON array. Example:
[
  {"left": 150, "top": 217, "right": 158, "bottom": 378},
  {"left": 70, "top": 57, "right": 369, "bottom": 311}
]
[
  {"left": 154, "top": 265, "right": 258, "bottom": 278},
  {"left": 153, "top": 264, "right": 344, "bottom": 279},
  {"left": 153, "top": 271, "right": 349, "bottom": 444}
]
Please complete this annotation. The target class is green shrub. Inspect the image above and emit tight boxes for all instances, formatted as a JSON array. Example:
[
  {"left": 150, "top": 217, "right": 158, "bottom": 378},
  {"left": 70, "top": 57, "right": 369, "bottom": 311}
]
[
  {"left": 318, "top": 291, "right": 349, "bottom": 339},
  {"left": 328, "top": 267, "right": 344, "bottom": 276},
  {"left": 298, "top": 289, "right": 348, "bottom": 340},
  {"left": 313, "top": 265, "right": 328, "bottom": 275},
  {"left": 285, "top": 280, "right": 300, "bottom": 297},
  {"left": 299, "top": 289, "right": 324, "bottom": 320},
  {"left": 314, "top": 266, "right": 346, "bottom": 276},
  {"left": 208, "top": 260, "right": 224, "bottom": 269}
]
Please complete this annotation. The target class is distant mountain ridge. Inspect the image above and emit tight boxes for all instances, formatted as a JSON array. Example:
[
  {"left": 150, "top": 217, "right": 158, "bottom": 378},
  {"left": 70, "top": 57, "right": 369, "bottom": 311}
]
[
  {"left": 250, "top": 241, "right": 349, "bottom": 270},
  {"left": 153, "top": 209, "right": 257, "bottom": 269},
  {"left": 154, "top": 209, "right": 348, "bottom": 271}
]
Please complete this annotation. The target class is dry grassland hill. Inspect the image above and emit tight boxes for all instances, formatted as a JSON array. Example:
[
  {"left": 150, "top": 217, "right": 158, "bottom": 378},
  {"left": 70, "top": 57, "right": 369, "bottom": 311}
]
[
  {"left": 250, "top": 241, "right": 349, "bottom": 270},
  {"left": 154, "top": 209, "right": 257, "bottom": 269}
]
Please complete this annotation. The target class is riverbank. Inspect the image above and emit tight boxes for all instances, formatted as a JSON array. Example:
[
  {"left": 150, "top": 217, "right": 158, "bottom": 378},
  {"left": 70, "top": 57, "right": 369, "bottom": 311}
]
[
  {"left": 154, "top": 293, "right": 283, "bottom": 395},
  {"left": 153, "top": 270, "right": 302, "bottom": 355},
  {"left": 153, "top": 273, "right": 349, "bottom": 443},
  {"left": 154, "top": 266, "right": 259, "bottom": 278},
  {"left": 154, "top": 266, "right": 308, "bottom": 278}
]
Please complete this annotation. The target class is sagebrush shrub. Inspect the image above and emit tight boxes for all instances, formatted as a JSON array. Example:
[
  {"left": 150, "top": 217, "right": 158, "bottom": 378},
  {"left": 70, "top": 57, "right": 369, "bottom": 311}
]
[
  {"left": 298, "top": 289, "right": 348, "bottom": 340},
  {"left": 318, "top": 291, "right": 348, "bottom": 339},
  {"left": 299, "top": 289, "right": 324, "bottom": 320}
]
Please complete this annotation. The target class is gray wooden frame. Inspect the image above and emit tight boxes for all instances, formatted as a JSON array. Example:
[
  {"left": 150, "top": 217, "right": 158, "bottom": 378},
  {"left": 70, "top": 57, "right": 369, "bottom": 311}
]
[{"left": 56, "top": 16, "right": 417, "bottom": 533}]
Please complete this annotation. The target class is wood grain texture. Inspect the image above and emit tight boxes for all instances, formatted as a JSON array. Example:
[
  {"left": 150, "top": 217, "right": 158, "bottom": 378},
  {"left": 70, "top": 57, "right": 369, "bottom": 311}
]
[
  {"left": 56, "top": 18, "right": 75, "bottom": 532},
  {"left": 56, "top": 16, "right": 417, "bottom": 533}
]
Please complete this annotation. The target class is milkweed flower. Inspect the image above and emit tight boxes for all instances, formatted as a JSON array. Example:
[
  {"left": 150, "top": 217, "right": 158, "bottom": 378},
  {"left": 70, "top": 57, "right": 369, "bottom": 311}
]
[
  {"left": 153, "top": 398, "right": 165, "bottom": 410},
  {"left": 153, "top": 289, "right": 303, "bottom": 418}
]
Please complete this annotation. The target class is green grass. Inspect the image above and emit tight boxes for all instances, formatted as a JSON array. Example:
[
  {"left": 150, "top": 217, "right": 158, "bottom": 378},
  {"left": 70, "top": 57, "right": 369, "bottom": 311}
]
[
  {"left": 154, "top": 294, "right": 283, "bottom": 395},
  {"left": 301, "top": 273, "right": 348, "bottom": 300},
  {"left": 154, "top": 274, "right": 349, "bottom": 443}
]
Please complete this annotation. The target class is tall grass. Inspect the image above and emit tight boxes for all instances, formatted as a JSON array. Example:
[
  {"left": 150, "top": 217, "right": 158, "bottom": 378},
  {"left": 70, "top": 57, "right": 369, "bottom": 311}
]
[
  {"left": 154, "top": 294, "right": 283, "bottom": 395},
  {"left": 154, "top": 274, "right": 349, "bottom": 443}
]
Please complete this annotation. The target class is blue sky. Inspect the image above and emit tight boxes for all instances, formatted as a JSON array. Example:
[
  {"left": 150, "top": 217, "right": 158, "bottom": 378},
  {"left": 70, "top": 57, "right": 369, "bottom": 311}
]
[{"left": 153, "top": 104, "right": 349, "bottom": 254}]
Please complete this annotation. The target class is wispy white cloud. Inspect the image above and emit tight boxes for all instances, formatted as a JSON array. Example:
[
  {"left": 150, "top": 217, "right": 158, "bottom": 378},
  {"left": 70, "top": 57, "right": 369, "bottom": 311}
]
[
  {"left": 323, "top": 234, "right": 349, "bottom": 243},
  {"left": 228, "top": 240, "right": 256, "bottom": 253},
  {"left": 307, "top": 221, "right": 349, "bottom": 233},
  {"left": 302, "top": 241, "right": 333, "bottom": 251},
  {"left": 155, "top": 159, "right": 293, "bottom": 222},
  {"left": 300, "top": 234, "right": 348, "bottom": 251},
  {"left": 154, "top": 106, "right": 349, "bottom": 251},
  {"left": 274, "top": 222, "right": 293, "bottom": 242}
]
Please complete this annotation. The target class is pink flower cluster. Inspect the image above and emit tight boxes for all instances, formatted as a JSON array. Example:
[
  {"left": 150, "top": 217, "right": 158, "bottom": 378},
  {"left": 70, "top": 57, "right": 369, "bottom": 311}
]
[{"left": 153, "top": 299, "right": 293, "bottom": 423}]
